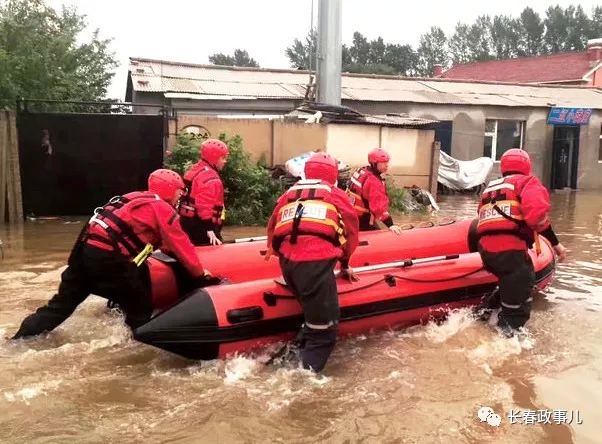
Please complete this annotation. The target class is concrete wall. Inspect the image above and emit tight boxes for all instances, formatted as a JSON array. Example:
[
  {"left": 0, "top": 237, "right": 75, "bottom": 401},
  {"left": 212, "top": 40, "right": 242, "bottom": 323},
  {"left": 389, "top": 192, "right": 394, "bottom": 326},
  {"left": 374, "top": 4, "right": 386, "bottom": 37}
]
[
  {"left": 345, "top": 101, "right": 602, "bottom": 189},
  {"left": 170, "top": 115, "right": 270, "bottom": 161},
  {"left": 273, "top": 121, "right": 327, "bottom": 165},
  {"left": 136, "top": 91, "right": 602, "bottom": 190},
  {"left": 132, "top": 92, "right": 167, "bottom": 115},
  {"left": 169, "top": 116, "right": 327, "bottom": 165},
  {"left": 577, "top": 111, "right": 602, "bottom": 189},
  {"left": 167, "top": 115, "right": 437, "bottom": 194},
  {"left": 325, "top": 123, "right": 436, "bottom": 191},
  {"left": 171, "top": 98, "right": 299, "bottom": 116},
  {"left": 325, "top": 124, "right": 380, "bottom": 164}
]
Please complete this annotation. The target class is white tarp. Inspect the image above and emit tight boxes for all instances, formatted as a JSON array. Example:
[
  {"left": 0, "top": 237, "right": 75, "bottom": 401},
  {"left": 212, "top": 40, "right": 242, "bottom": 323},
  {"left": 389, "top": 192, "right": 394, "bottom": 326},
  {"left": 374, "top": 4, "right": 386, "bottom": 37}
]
[
  {"left": 285, "top": 151, "right": 349, "bottom": 179},
  {"left": 438, "top": 151, "right": 494, "bottom": 190}
]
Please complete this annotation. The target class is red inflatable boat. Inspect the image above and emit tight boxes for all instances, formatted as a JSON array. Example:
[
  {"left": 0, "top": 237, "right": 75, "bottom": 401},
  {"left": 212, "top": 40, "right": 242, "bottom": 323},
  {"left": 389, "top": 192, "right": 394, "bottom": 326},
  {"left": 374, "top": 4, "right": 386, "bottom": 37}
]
[
  {"left": 148, "top": 219, "right": 480, "bottom": 309},
  {"left": 134, "top": 221, "right": 556, "bottom": 361}
]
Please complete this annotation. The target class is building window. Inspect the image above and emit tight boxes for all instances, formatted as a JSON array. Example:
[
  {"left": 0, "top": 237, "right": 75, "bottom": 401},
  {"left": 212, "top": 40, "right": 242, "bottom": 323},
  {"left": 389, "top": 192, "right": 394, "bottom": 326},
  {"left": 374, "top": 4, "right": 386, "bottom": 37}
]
[
  {"left": 599, "top": 124, "right": 602, "bottom": 162},
  {"left": 484, "top": 120, "right": 525, "bottom": 161}
]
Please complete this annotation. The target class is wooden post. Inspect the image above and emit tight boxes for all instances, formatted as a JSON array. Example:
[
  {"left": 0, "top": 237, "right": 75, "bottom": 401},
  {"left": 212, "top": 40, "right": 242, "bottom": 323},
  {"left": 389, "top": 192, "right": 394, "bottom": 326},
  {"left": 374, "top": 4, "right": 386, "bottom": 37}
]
[
  {"left": 0, "top": 110, "right": 23, "bottom": 224},
  {"left": 8, "top": 111, "right": 23, "bottom": 223},
  {"left": 429, "top": 140, "right": 441, "bottom": 200},
  {"left": 0, "top": 112, "right": 7, "bottom": 223}
]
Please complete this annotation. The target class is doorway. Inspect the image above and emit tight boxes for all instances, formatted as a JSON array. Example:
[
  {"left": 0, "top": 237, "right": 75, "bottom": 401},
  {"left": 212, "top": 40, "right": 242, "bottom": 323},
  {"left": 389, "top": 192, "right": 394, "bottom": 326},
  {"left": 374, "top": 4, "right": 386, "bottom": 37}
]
[
  {"left": 551, "top": 126, "right": 580, "bottom": 189},
  {"left": 433, "top": 121, "right": 452, "bottom": 155}
]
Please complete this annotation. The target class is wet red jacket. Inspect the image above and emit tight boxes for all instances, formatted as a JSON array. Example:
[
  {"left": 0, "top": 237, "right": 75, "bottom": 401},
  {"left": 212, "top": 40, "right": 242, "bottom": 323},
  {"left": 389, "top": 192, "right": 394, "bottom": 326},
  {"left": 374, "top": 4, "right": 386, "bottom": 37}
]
[
  {"left": 478, "top": 174, "right": 552, "bottom": 253},
  {"left": 267, "top": 182, "right": 360, "bottom": 263},
  {"left": 86, "top": 191, "right": 205, "bottom": 277},
  {"left": 348, "top": 166, "right": 392, "bottom": 223},
  {"left": 183, "top": 161, "right": 225, "bottom": 223}
]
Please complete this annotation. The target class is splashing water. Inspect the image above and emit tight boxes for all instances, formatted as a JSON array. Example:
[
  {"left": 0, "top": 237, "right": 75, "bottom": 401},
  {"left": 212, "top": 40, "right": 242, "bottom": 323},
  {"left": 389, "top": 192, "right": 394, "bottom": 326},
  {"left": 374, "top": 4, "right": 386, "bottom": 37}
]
[{"left": 0, "top": 193, "right": 600, "bottom": 444}]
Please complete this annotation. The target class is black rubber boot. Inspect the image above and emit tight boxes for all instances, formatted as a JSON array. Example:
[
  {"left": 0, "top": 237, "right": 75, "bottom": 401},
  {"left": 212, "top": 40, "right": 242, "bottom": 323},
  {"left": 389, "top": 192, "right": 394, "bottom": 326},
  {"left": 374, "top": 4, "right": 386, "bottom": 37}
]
[
  {"left": 265, "top": 328, "right": 304, "bottom": 367},
  {"left": 474, "top": 287, "right": 501, "bottom": 322}
]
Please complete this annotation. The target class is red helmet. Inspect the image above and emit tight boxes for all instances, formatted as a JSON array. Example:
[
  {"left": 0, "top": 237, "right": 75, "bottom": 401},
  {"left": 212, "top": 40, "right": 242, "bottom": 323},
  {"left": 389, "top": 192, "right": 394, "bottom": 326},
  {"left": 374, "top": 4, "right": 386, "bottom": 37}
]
[
  {"left": 368, "top": 148, "right": 390, "bottom": 164},
  {"left": 501, "top": 149, "right": 531, "bottom": 175},
  {"left": 201, "top": 139, "right": 230, "bottom": 166},
  {"left": 148, "top": 169, "right": 184, "bottom": 201},
  {"left": 304, "top": 152, "right": 338, "bottom": 185}
]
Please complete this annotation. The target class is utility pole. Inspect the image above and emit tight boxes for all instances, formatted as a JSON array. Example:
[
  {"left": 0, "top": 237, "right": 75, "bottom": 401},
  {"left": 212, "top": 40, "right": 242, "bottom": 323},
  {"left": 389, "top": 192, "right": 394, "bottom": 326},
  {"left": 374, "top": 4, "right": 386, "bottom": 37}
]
[{"left": 316, "top": 0, "right": 342, "bottom": 106}]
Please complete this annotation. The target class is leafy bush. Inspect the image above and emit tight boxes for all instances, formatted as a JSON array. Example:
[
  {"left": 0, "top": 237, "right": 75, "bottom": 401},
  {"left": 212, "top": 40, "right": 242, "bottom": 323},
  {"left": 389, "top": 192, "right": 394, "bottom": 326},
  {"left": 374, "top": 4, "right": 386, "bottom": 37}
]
[
  {"left": 385, "top": 177, "right": 408, "bottom": 214},
  {"left": 164, "top": 131, "right": 284, "bottom": 226},
  {"left": 164, "top": 131, "right": 417, "bottom": 226}
]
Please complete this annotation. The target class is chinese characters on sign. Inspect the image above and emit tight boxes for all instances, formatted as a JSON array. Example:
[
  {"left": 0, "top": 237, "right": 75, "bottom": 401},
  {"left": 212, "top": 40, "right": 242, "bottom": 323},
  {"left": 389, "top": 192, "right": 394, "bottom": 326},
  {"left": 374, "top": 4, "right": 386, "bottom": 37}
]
[
  {"left": 508, "top": 409, "right": 583, "bottom": 425},
  {"left": 478, "top": 407, "right": 584, "bottom": 427},
  {"left": 547, "top": 107, "right": 593, "bottom": 125}
]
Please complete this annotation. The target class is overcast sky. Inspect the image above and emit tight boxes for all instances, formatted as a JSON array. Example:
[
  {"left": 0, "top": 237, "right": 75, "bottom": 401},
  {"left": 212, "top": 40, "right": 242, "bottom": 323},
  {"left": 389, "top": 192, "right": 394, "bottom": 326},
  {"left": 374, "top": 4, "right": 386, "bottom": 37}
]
[{"left": 46, "top": 0, "right": 602, "bottom": 100}]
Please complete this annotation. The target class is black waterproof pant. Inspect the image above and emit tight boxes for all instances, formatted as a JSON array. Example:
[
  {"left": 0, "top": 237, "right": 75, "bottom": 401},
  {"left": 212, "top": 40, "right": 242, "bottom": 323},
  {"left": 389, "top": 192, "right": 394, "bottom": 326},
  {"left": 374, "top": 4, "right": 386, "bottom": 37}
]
[
  {"left": 279, "top": 257, "right": 339, "bottom": 373},
  {"left": 478, "top": 246, "right": 535, "bottom": 331},
  {"left": 359, "top": 213, "right": 380, "bottom": 232},
  {"left": 180, "top": 215, "right": 223, "bottom": 246},
  {"left": 12, "top": 244, "right": 153, "bottom": 339}
]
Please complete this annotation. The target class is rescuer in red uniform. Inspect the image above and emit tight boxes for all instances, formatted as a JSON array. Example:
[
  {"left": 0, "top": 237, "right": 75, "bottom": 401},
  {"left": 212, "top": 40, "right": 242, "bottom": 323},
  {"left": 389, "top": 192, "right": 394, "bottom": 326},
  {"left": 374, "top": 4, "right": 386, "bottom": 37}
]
[
  {"left": 346, "top": 148, "right": 403, "bottom": 234},
  {"left": 178, "top": 139, "right": 230, "bottom": 246},
  {"left": 11, "top": 169, "right": 211, "bottom": 340},
  {"left": 475, "top": 149, "right": 567, "bottom": 336},
  {"left": 266, "top": 152, "right": 360, "bottom": 372}
]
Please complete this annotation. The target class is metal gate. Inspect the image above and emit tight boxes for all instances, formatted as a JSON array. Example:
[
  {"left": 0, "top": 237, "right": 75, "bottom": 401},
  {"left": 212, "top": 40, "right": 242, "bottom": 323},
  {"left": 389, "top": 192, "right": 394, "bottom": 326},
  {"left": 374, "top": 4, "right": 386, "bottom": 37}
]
[{"left": 17, "top": 100, "right": 168, "bottom": 216}]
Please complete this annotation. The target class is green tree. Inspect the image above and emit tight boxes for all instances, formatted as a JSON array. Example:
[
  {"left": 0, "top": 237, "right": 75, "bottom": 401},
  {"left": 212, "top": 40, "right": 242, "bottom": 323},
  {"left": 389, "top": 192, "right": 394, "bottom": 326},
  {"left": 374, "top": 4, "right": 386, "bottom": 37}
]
[
  {"left": 519, "top": 7, "right": 545, "bottom": 56},
  {"left": 287, "top": 5, "right": 602, "bottom": 78},
  {"left": 349, "top": 31, "right": 371, "bottom": 65},
  {"left": 490, "top": 15, "right": 523, "bottom": 59},
  {"left": 591, "top": 6, "right": 602, "bottom": 39},
  {"left": 544, "top": 5, "right": 570, "bottom": 53},
  {"left": 0, "top": 0, "right": 117, "bottom": 109},
  {"left": 416, "top": 26, "right": 448, "bottom": 76},
  {"left": 565, "top": 5, "right": 594, "bottom": 51},
  {"left": 343, "top": 62, "right": 397, "bottom": 75},
  {"left": 285, "top": 30, "right": 317, "bottom": 70},
  {"left": 285, "top": 30, "right": 418, "bottom": 76},
  {"left": 382, "top": 43, "right": 419, "bottom": 76},
  {"left": 448, "top": 23, "right": 473, "bottom": 65},
  {"left": 208, "top": 49, "right": 259, "bottom": 67},
  {"left": 164, "top": 132, "right": 284, "bottom": 226},
  {"left": 467, "top": 16, "right": 494, "bottom": 62},
  {"left": 368, "top": 36, "right": 386, "bottom": 65}
]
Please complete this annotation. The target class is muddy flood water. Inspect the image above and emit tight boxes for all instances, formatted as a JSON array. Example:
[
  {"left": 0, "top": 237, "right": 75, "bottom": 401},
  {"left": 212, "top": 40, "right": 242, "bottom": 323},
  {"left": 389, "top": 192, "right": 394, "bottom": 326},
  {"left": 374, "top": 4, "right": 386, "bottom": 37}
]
[{"left": 0, "top": 192, "right": 601, "bottom": 444}]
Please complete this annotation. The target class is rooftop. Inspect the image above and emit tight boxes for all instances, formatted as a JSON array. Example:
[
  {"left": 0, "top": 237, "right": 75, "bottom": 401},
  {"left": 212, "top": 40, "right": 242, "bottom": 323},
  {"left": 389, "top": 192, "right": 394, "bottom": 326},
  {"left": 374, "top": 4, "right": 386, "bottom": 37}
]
[
  {"left": 285, "top": 102, "right": 439, "bottom": 128},
  {"left": 127, "top": 56, "right": 602, "bottom": 109},
  {"left": 439, "top": 50, "right": 602, "bottom": 84}
]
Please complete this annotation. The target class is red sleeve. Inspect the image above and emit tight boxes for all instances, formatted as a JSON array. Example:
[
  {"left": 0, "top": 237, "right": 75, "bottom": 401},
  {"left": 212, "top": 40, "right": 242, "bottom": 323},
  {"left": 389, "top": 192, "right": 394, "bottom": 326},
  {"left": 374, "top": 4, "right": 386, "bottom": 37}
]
[
  {"left": 518, "top": 176, "right": 552, "bottom": 231},
  {"left": 267, "top": 193, "right": 287, "bottom": 248},
  {"left": 152, "top": 202, "right": 205, "bottom": 277},
  {"left": 332, "top": 188, "right": 360, "bottom": 259},
  {"left": 192, "top": 176, "right": 224, "bottom": 213},
  {"left": 363, "top": 175, "right": 391, "bottom": 221}
]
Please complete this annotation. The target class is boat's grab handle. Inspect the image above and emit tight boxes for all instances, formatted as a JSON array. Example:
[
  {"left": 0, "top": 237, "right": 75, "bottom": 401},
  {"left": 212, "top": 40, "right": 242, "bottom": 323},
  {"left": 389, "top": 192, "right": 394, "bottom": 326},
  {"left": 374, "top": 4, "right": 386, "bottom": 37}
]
[
  {"left": 335, "top": 254, "right": 460, "bottom": 276},
  {"left": 264, "top": 254, "right": 462, "bottom": 306}
]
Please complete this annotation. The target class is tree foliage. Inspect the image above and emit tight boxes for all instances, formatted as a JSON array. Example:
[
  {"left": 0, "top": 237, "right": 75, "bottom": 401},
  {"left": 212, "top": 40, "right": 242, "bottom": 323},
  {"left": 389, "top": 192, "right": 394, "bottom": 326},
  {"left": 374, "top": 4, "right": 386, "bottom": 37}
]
[
  {"left": 416, "top": 27, "right": 448, "bottom": 76},
  {"left": 286, "top": 4, "right": 602, "bottom": 76},
  {"left": 285, "top": 29, "right": 317, "bottom": 70},
  {"left": 0, "top": 0, "right": 118, "bottom": 109},
  {"left": 208, "top": 49, "right": 259, "bottom": 67},
  {"left": 164, "top": 132, "right": 284, "bottom": 226}
]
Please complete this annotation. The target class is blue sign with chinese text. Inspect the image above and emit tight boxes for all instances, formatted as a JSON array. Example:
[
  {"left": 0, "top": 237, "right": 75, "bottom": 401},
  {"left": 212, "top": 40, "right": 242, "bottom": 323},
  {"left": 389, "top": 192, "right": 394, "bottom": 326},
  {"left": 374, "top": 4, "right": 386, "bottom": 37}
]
[{"left": 547, "top": 107, "right": 593, "bottom": 125}]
